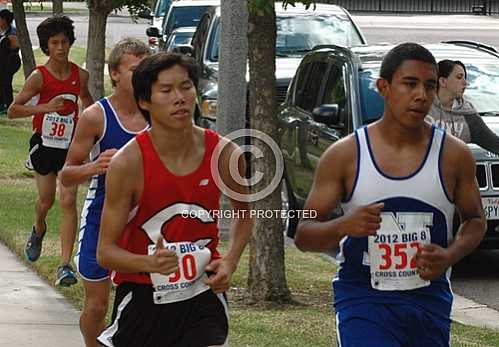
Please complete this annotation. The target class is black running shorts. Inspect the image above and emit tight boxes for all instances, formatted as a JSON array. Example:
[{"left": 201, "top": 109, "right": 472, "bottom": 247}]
[
  {"left": 97, "top": 282, "right": 229, "bottom": 347},
  {"left": 29, "top": 133, "right": 68, "bottom": 175}
]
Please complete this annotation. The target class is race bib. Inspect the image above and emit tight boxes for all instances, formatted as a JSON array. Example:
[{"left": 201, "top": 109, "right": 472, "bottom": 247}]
[
  {"left": 148, "top": 241, "right": 212, "bottom": 304},
  {"left": 41, "top": 94, "right": 77, "bottom": 149},
  {"left": 368, "top": 212, "right": 433, "bottom": 291}
]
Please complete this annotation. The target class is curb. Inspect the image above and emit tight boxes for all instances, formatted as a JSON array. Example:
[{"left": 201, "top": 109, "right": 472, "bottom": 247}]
[{"left": 452, "top": 294, "right": 499, "bottom": 331}]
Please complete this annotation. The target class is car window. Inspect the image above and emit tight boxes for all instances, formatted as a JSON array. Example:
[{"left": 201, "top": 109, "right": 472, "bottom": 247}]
[
  {"left": 192, "top": 14, "right": 210, "bottom": 62},
  {"left": 322, "top": 63, "right": 348, "bottom": 124},
  {"left": 461, "top": 61, "right": 499, "bottom": 114},
  {"left": 358, "top": 68, "right": 384, "bottom": 124},
  {"left": 276, "top": 14, "right": 363, "bottom": 56},
  {"left": 297, "top": 62, "right": 329, "bottom": 112},
  {"left": 154, "top": 0, "right": 172, "bottom": 17},
  {"left": 164, "top": 6, "right": 211, "bottom": 36},
  {"left": 208, "top": 12, "right": 363, "bottom": 62}
]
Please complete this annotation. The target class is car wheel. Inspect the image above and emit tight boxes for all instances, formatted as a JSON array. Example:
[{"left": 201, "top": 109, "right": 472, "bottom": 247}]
[{"left": 281, "top": 176, "right": 298, "bottom": 238}]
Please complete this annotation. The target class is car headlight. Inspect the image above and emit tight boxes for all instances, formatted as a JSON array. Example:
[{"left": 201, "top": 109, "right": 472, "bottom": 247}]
[{"left": 201, "top": 99, "right": 217, "bottom": 120}]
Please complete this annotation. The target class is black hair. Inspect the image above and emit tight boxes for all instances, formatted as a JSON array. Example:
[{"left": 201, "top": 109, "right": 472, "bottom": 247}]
[
  {"left": 380, "top": 42, "right": 437, "bottom": 82},
  {"left": 36, "top": 15, "right": 76, "bottom": 56},
  {"left": 437, "top": 59, "right": 467, "bottom": 80},
  {"left": 132, "top": 52, "right": 199, "bottom": 123},
  {"left": 0, "top": 9, "right": 14, "bottom": 26}
]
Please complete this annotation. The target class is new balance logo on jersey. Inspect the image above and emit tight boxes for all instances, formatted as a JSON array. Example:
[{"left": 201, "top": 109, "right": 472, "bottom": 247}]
[{"left": 199, "top": 179, "right": 209, "bottom": 186}]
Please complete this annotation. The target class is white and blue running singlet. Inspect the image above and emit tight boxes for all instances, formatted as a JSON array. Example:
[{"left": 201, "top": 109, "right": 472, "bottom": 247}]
[
  {"left": 334, "top": 125, "right": 455, "bottom": 318},
  {"left": 75, "top": 97, "right": 146, "bottom": 281}
]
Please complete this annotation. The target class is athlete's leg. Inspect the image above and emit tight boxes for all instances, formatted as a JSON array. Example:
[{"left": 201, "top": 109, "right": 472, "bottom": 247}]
[
  {"left": 411, "top": 307, "right": 451, "bottom": 347},
  {"left": 58, "top": 180, "right": 78, "bottom": 264},
  {"left": 80, "top": 279, "right": 111, "bottom": 347},
  {"left": 34, "top": 172, "right": 56, "bottom": 235}
]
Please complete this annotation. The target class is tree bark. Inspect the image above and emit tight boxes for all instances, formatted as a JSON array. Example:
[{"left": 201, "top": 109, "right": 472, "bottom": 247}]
[
  {"left": 216, "top": 0, "right": 248, "bottom": 240},
  {"left": 85, "top": 0, "right": 113, "bottom": 100},
  {"left": 246, "top": 2, "right": 291, "bottom": 303},
  {"left": 11, "top": 0, "right": 36, "bottom": 78},
  {"left": 52, "top": 0, "right": 64, "bottom": 15}
]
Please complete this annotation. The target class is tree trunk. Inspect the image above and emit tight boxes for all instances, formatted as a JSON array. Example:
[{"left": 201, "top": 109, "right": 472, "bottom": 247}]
[
  {"left": 52, "top": 0, "right": 64, "bottom": 15},
  {"left": 216, "top": 0, "right": 248, "bottom": 239},
  {"left": 85, "top": 0, "right": 113, "bottom": 100},
  {"left": 11, "top": 0, "right": 36, "bottom": 78},
  {"left": 246, "top": 2, "right": 291, "bottom": 303}
]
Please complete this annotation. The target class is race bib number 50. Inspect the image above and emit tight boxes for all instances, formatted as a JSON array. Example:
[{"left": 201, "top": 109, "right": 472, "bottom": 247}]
[
  {"left": 148, "top": 241, "right": 212, "bottom": 304},
  {"left": 368, "top": 212, "right": 433, "bottom": 291}
]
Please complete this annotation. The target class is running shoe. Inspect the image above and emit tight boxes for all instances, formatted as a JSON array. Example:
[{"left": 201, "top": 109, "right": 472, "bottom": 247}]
[
  {"left": 25, "top": 223, "right": 46, "bottom": 262},
  {"left": 55, "top": 263, "right": 78, "bottom": 287}
]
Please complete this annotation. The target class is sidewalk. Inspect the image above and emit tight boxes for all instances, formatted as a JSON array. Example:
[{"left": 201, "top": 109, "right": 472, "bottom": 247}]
[{"left": 0, "top": 242, "right": 83, "bottom": 347}]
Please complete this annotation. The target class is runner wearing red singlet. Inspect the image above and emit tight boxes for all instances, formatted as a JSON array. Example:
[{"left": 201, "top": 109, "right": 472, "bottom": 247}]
[
  {"left": 96, "top": 52, "right": 254, "bottom": 347},
  {"left": 7, "top": 15, "right": 92, "bottom": 286}
]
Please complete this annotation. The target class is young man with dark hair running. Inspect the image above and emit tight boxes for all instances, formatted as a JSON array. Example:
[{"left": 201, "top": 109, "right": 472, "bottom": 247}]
[
  {"left": 96, "top": 52, "right": 254, "bottom": 346},
  {"left": 295, "top": 42, "right": 486, "bottom": 347},
  {"left": 8, "top": 15, "right": 93, "bottom": 286}
]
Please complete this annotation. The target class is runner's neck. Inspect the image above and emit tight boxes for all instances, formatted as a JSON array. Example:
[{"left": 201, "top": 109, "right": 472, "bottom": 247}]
[{"left": 44, "top": 59, "right": 72, "bottom": 81}]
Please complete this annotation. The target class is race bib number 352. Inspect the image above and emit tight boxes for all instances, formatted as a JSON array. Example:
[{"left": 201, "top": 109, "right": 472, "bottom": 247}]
[
  {"left": 368, "top": 212, "right": 433, "bottom": 291},
  {"left": 148, "top": 241, "right": 212, "bottom": 304}
]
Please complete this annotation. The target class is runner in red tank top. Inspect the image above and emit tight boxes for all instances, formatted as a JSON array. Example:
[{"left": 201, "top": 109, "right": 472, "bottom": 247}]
[
  {"left": 97, "top": 53, "right": 254, "bottom": 347},
  {"left": 7, "top": 16, "right": 93, "bottom": 288}
]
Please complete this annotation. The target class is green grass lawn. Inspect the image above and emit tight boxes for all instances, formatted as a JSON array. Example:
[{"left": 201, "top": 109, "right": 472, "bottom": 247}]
[{"left": 1, "top": 96, "right": 499, "bottom": 344}]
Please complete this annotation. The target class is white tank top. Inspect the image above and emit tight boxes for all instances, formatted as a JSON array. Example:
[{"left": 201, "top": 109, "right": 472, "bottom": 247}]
[{"left": 333, "top": 125, "right": 455, "bottom": 314}]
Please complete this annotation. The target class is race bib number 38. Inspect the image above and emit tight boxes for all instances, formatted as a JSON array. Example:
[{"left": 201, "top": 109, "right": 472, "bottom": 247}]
[
  {"left": 41, "top": 94, "right": 77, "bottom": 149},
  {"left": 368, "top": 212, "right": 433, "bottom": 291},
  {"left": 148, "top": 241, "right": 212, "bottom": 304}
]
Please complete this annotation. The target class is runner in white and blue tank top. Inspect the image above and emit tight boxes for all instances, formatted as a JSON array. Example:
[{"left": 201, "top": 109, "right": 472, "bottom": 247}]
[
  {"left": 76, "top": 97, "right": 147, "bottom": 280},
  {"left": 333, "top": 125, "right": 454, "bottom": 345},
  {"left": 294, "top": 43, "right": 486, "bottom": 347}
]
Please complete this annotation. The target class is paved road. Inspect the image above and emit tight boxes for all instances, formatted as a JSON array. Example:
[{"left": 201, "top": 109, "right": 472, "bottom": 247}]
[
  {"left": 24, "top": 15, "right": 150, "bottom": 48},
  {"left": 353, "top": 13, "right": 499, "bottom": 48},
  {"left": 452, "top": 249, "right": 499, "bottom": 311},
  {"left": 21, "top": 12, "right": 499, "bottom": 49}
]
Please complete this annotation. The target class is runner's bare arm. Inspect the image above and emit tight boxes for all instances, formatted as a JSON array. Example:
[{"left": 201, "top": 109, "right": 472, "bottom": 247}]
[
  {"left": 416, "top": 139, "right": 486, "bottom": 280},
  {"left": 60, "top": 104, "right": 116, "bottom": 187},
  {"left": 7, "top": 70, "right": 63, "bottom": 118},
  {"left": 204, "top": 140, "right": 253, "bottom": 293},
  {"left": 295, "top": 137, "right": 383, "bottom": 252},
  {"left": 97, "top": 142, "right": 178, "bottom": 275},
  {"left": 78, "top": 68, "right": 93, "bottom": 109}
]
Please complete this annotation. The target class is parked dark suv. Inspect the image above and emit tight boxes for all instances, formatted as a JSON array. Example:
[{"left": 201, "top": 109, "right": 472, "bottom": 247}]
[
  {"left": 279, "top": 41, "right": 499, "bottom": 249},
  {"left": 190, "top": 2, "right": 366, "bottom": 127}
]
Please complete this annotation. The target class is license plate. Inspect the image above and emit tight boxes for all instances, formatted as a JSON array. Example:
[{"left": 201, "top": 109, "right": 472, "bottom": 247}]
[{"left": 482, "top": 197, "right": 499, "bottom": 220}]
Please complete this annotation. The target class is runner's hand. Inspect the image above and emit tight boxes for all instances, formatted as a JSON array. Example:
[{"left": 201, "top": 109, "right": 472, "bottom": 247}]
[
  {"left": 414, "top": 243, "right": 451, "bottom": 281},
  {"left": 44, "top": 97, "right": 65, "bottom": 113},
  {"left": 93, "top": 149, "right": 118, "bottom": 175},
  {"left": 149, "top": 236, "right": 178, "bottom": 276},
  {"left": 204, "top": 259, "right": 235, "bottom": 294},
  {"left": 342, "top": 202, "right": 384, "bottom": 237}
]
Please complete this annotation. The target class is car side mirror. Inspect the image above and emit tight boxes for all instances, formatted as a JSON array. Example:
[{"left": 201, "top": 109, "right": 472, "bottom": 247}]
[
  {"left": 146, "top": 27, "right": 161, "bottom": 38},
  {"left": 137, "top": 8, "right": 153, "bottom": 20},
  {"left": 172, "top": 44, "right": 195, "bottom": 57},
  {"left": 312, "top": 104, "right": 341, "bottom": 127}
]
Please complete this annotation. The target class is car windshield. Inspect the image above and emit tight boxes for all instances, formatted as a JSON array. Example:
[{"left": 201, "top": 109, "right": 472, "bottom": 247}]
[
  {"left": 208, "top": 13, "right": 363, "bottom": 62},
  {"left": 165, "top": 6, "right": 210, "bottom": 33},
  {"left": 154, "top": 0, "right": 172, "bottom": 17},
  {"left": 168, "top": 32, "right": 194, "bottom": 49},
  {"left": 358, "top": 56, "right": 499, "bottom": 125}
]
